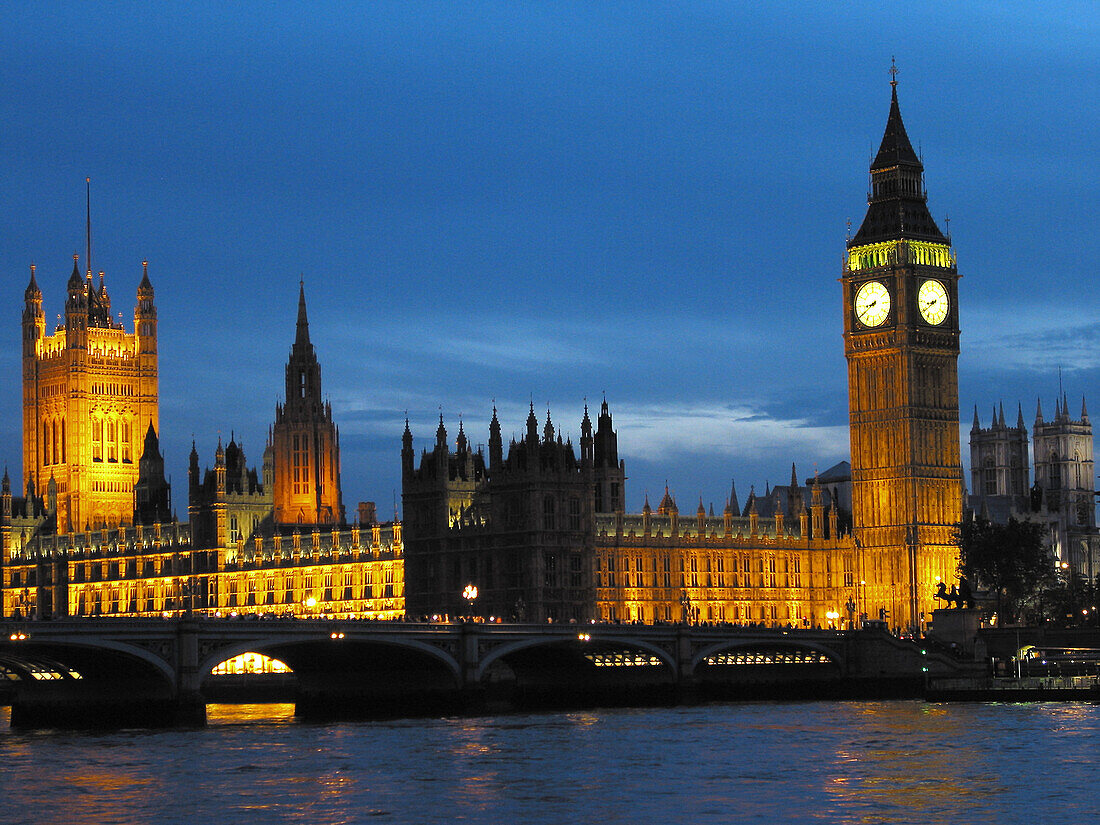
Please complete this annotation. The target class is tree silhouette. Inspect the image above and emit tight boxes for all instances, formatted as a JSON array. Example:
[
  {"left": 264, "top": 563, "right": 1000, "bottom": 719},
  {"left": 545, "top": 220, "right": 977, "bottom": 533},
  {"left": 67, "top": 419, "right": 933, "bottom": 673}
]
[{"left": 955, "top": 515, "right": 1053, "bottom": 624}]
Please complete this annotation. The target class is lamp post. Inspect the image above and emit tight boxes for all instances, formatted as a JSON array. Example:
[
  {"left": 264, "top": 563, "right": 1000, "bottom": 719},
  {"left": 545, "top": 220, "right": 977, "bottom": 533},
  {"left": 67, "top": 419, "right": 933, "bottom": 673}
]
[
  {"left": 680, "top": 591, "right": 692, "bottom": 625},
  {"left": 462, "top": 584, "right": 478, "bottom": 619},
  {"left": 826, "top": 610, "right": 840, "bottom": 630},
  {"left": 845, "top": 597, "right": 857, "bottom": 629}
]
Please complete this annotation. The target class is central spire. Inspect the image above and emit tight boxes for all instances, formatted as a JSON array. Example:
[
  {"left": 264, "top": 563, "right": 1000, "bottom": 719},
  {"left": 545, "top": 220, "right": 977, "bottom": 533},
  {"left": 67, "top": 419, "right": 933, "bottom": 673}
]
[{"left": 295, "top": 278, "right": 310, "bottom": 347}]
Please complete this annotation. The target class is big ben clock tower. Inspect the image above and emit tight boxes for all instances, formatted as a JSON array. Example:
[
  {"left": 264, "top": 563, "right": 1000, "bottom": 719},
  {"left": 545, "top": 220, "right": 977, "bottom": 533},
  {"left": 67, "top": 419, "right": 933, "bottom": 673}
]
[{"left": 844, "top": 68, "right": 963, "bottom": 630}]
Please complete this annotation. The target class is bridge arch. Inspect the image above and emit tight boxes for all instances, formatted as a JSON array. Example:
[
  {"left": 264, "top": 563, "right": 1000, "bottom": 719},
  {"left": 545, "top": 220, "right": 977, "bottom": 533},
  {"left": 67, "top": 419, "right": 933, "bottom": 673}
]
[
  {"left": 476, "top": 633, "right": 677, "bottom": 682},
  {"left": 3, "top": 636, "right": 177, "bottom": 687},
  {"left": 691, "top": 638, "right": 844, "bottom": 671},
  {"left": 198, "top": 633, "right": 463, "bottom": 685}
]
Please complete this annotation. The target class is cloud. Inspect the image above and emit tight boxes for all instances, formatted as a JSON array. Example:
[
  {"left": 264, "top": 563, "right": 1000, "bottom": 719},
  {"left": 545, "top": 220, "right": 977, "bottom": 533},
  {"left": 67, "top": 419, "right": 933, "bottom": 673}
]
[
  {"left": 327, "top": 391, "right": 848, "bottom": 472},
  {"left": 966, "top": 306, "right": 1100, "bottom": 372},
  {"left": 612, "top": 402, "right": 850, "bottom": 464}
]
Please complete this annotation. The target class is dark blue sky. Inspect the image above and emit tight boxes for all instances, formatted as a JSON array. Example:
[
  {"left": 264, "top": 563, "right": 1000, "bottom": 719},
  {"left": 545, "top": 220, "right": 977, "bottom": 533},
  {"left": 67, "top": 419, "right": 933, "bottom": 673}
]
[{"left": 3, "top": 2, "right": 1099, "bottom": 515}]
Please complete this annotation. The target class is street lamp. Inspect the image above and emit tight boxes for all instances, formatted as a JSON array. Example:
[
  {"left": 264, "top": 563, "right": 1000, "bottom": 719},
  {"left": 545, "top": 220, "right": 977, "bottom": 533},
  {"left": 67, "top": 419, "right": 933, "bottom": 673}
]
[
  {"left": 826, "top": 610, "right": 840, "bottom": 630},
  {"left": 462, "top": 584, "right": 478, "bottom": 618},
  {"left": 680, "top": 591, "right": 692, "bottom": 625}
]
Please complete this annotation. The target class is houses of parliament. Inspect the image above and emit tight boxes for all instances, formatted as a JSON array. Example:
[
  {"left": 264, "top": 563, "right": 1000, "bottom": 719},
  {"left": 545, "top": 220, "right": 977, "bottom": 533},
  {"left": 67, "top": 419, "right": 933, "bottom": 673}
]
[{"left": 2, "top": 79, "right": 1093, "bottom": 632}]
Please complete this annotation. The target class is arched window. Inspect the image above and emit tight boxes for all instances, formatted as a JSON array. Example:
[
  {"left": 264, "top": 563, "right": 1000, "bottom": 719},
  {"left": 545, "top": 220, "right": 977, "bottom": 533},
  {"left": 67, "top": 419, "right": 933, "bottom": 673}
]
[
  {"left": 121, "top": 419, "right": 131, "bottom": 463},
  {"left": 983, "top": 458, "right": 997, "bottom": 496},
  {"left": 43, "top": 420, "right": 51, "bottom": 465},
  {"left": 542, "top": 496, "right": 556, "bottom": 530},
  {"left": 92, "top": 417, "right": 103, "bottom": 462},
  {"left": 106, "top": 419, "right": 117, "bottom": 462},
  {"left": 1049, "top": 452, "right": 1061, "bottom": 490}
]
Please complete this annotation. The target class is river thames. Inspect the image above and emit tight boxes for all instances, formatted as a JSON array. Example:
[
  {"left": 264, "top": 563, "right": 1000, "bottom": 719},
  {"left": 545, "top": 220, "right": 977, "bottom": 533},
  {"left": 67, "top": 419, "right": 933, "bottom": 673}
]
[{"left": 0, "top": 700, "right": 1096, "bottom": 824}]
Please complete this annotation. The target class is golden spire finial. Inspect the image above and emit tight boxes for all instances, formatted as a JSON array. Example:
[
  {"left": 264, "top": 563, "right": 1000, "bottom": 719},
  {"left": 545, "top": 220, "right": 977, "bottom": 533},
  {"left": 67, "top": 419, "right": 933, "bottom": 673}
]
[{"left": 889, "top": 56, "right": 899, "bottom": 88}]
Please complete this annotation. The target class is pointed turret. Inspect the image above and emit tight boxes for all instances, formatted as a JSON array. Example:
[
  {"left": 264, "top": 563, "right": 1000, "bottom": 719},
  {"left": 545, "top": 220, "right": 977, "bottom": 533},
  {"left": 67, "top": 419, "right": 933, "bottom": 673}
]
[
  {"left": 141, "top": 421, "right": 162, "bottom": 461},
  {"left": 543, "top": 408, "right": 554, "bottom": 443},
  {"left": 1083, "top": 397, "right": 1090, "bottom": 425},
  {"left": 580, "top": 402, "right": 593, "bottom": 464},
  {"left": 401, "top": 416, "right": 415, "bottom": 475},
  {"left": 525, "top": 402, "right": 539, "bottom": 445},
  {"left": 728, "top": 479, "right": 740, "bottom": 518},
  {"left": 134, "top": 422, "right": 171, "bottom": 525},
  {"left": 972, "top": 405, "right": 981, "bottom": 432},
  {"left": 135, "top": 259, "right": 157, "bottom": 356},
  {"left": 657, "top": 484, "right": 676, "bottom": 516},
  {"left": 456, "top": 418, "right": 468, "bottom": 454},
  {"left": 488, "top": 405, "right": 503, "bottom": 470},
  {"left": 1036, "top": 397, "right": 1044, "bottom": 425},
  {"left": 1017, "top": 403, "right": 1026, "bottom": 431},
  {"left": 188, "top": 440, "right": 200, "bottom": 502},
  {"left": 851, "top": 71, "right": 946, "bottom": 246},
  {"left": 435, "top": 413, "right": 447, "bottom": 449},
  {"left": 25, "top": 263, "right": 41, "bottom": 302},
  {"left": 138, "top": 258, "right": 153, "bottom": 293},
  {"left": 23, "top": 263, "right": 45, "bottom": 361},
  {"left": 67, "top": 254, "right": 83, "bottom": 292},
  {"left": 998, "top": 401, "right": 1005, "bottom": 428}
]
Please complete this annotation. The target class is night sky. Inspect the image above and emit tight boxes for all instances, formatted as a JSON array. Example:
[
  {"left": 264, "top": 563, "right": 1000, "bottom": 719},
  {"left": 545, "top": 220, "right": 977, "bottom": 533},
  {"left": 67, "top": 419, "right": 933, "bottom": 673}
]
[{"left": 3, "top": 3, "right": 1099, "bottom": 517}]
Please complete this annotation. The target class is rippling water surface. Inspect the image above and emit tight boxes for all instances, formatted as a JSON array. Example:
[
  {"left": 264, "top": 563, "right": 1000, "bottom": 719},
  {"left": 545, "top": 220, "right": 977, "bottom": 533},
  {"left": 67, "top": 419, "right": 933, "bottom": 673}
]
[{"left": 1, "top": 701, "right": 1097, "bottom": 824}]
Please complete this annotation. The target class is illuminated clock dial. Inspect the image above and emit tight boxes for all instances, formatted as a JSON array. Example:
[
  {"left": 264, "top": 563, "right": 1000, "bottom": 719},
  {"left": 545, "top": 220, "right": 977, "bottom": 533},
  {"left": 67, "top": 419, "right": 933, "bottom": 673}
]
[
  {"left": 854, "top": 281, "right": 891, "bottom": 327},
  {"left": 918, "top": 279, "right": 949, "bottom": 325}
]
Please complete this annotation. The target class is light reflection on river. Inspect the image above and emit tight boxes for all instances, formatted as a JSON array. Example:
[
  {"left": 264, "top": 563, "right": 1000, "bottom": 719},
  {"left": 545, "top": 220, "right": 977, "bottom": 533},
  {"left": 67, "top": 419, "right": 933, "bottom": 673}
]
[{"left": 1, "top": 701, "right": 1097, "bottom": 824}]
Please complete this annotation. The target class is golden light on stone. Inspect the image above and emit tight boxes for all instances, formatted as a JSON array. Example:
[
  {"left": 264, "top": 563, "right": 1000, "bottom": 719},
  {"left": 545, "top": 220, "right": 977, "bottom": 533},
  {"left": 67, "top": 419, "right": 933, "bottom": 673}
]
[{"left": 210, "top": 652, "right": 292, "bottom": 676}]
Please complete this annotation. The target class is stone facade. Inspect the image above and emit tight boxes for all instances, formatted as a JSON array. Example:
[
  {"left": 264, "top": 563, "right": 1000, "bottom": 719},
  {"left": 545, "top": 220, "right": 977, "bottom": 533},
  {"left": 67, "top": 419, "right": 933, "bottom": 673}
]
[{"left": 22, "top": 258, "right": 159, "bottom": 532}]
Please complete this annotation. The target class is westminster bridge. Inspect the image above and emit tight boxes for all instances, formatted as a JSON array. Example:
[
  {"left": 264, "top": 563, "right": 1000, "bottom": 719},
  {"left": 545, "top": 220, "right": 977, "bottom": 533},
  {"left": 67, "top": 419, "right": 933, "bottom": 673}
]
[{"left": 0, "top": 618, "right": 963, "bottom": 727}]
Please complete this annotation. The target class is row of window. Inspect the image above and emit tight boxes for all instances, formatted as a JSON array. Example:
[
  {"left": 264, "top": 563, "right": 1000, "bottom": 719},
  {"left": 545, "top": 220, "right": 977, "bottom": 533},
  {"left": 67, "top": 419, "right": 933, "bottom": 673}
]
[
  {"left": 603, "top": 601, "right": 805, "bottom": 624},
  {"left": 542, "top": 496, "right": 582, "bottom": 530},
  {"left": 90, "top": 382, "right": 135, "bottom": 397}
]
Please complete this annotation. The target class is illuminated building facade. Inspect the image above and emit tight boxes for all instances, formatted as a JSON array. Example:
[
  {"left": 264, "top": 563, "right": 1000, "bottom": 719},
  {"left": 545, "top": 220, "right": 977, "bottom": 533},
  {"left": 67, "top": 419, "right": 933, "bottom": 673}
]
[
  {"left": 3, "top": 79, "right": 984, "bottom": 631},
  {"left": 594, "top": 481, "right": 856, "bottom": 627},
  {"left": 403, "top": 402, "right": 861, "bottom": 627},
  {"left": 843, "top": 75, "right": 963, "bottom": 629},
  {"left": 2, "top": 283, "right": 401, "bottom": 621},
  {"left": 22, "top": 258, "right": 159, "bottom": 532}
]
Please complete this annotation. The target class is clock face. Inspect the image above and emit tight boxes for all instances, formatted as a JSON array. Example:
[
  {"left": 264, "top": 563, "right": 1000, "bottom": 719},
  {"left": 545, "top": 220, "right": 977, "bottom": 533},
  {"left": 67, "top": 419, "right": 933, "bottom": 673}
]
[
  {"left": 854, "top": 281, "right": 891, "bottom": 327},
  {"left": 918, "top": 279, "right": 949, "bottom": 325}
]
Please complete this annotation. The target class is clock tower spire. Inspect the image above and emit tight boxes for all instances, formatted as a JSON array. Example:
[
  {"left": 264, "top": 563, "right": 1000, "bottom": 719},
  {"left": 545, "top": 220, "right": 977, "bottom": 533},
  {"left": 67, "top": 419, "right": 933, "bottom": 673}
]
[{"left": 844, "top": 70, "right": 963, "bottom": 631}]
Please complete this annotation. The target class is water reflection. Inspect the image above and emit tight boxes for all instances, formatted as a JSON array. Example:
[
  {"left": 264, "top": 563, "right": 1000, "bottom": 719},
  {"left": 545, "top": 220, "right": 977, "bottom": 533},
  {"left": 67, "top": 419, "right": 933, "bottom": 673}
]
[
  {"left": 206, "top": 703, "right": 296, "bottom": 726},
  {"left": 0, "top": 702, "right": 1098, "bottom": 823}
]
